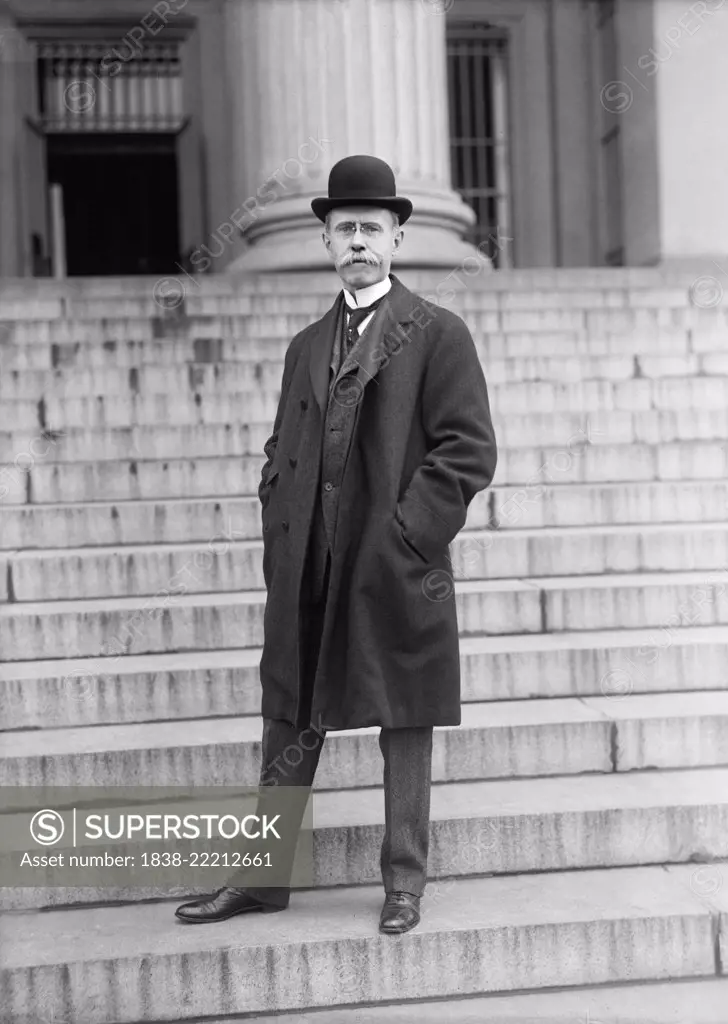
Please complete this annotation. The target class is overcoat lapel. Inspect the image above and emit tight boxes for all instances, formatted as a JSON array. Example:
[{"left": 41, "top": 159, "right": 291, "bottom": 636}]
[
  {"left": 308, "top": 295, "right": 345, "bottom": 415},
  {"left": 307, "top": 275, "right": 417, "bottom": 414}
]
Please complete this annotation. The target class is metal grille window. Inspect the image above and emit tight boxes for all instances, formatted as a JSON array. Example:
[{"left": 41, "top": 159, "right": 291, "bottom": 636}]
[
  {"left": 447, "top": 24, "right": 513, "bottom": 268},
  {"left": 36, "top": 41, "right": 184, "bottom": 132}
]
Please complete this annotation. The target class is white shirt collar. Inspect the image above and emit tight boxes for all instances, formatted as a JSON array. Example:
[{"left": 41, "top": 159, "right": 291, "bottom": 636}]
[{"left": 343, "top": 274, "right": 392, "bottom": 310}]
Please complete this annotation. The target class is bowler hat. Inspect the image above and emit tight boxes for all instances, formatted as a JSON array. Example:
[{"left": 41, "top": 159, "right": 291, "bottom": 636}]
[{"left": 311, "top": 155, "right": 413, "bottom": 224}]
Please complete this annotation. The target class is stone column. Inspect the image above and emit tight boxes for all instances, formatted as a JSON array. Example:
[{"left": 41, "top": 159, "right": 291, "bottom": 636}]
[
  {"left": 0, "top": 6, "right": 23, "bottom": 276},
  {"left": 224, "top": 0, "right": 477, "bottom": 271}
]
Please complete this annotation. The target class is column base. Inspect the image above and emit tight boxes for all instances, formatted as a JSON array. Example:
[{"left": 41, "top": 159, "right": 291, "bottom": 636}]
[
  {"left": 652, "top": 254, "right": 728, "bottom": 273},
  {"left": 227, "top": 191, "right": 489, "bottom": 273}
]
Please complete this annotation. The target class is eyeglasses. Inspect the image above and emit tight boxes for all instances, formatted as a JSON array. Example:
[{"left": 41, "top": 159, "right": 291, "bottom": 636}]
[{"left": 332, "top": 221, "right": 385, "bottom": 238}]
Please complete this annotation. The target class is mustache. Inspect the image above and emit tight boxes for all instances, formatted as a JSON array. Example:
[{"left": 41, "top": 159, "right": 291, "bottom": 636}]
[{"left": 339, "top": 252, "right": 380, "bottom": 267}]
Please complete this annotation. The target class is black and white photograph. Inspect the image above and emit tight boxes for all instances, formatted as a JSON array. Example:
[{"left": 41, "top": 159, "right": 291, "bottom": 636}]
[{"left": 1, "top": 0, "right": 728, "bottom": 1021}]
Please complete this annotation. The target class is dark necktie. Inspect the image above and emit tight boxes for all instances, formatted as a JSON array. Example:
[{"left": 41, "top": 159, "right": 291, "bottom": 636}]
[{"left": 344, "top": 297, "right": 384, "bottom": 356}]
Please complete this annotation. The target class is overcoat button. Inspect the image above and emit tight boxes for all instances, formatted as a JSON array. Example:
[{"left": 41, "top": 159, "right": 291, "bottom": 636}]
[
  {"left": 323, "top": 481, "right": 333, "bottom": 491},
  {"left": 281, "top": 521, "right": 289, "bottom": 532},
  {"left": 263, "top": 522, "right": 269, "bottom": 532},
  {"left": 289, "top": 456, "right": 297, "bottom": 468}
]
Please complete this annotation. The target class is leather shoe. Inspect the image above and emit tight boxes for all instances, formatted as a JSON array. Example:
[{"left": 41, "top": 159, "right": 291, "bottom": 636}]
[
  {"left": 379, "top": 891, "right": 420, "bottom": 934},
  {"left": 175, "top": 887, "right": 285, "bottom": 923}
]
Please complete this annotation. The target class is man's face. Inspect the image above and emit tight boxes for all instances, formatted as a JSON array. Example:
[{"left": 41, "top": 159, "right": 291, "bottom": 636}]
[{"left": 323, "top": 206, "right": 403, "bottom": 289}]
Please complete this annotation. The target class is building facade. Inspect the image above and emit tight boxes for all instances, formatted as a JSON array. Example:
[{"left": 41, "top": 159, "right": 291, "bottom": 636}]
[{"left": 1, "top": 0, "right": 727, "bottom": 277}]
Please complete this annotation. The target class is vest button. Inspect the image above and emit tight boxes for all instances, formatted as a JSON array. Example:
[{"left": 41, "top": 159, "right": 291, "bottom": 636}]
[
  {"left": 300, "top": 398, "right": 308, "bottom": 410},
  {"left": 281, "top": 520, "right": 289, "bottom": 532},
  {"left": 323, "top": 481, "right": 333, "bottom": 492},
  {"left": 289, "top": 456, "right": 297, "bottom": 468}
]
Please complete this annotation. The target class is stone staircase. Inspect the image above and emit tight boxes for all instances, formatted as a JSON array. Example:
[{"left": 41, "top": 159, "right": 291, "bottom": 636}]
[{"left": 1, "top": 268, "right": 728, "bottom": 1023}]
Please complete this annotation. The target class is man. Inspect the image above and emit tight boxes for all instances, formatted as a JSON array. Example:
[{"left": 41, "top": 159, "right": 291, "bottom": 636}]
[{"left": 176, "top": 155, "right": 497, "bottom": 934}]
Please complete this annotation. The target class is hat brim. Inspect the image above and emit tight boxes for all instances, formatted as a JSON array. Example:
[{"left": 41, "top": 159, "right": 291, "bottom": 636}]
[{"left": 311, "top": 196, "right": 412, "bottom": 225}]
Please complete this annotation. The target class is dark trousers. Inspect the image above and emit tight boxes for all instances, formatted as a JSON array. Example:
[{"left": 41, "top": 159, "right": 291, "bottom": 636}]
[
  {"left": 237, "top": 556, "right": 433, "bottom": 908},
  {"left": 236, "top": 716, "right": 433, "bottom": 908}
]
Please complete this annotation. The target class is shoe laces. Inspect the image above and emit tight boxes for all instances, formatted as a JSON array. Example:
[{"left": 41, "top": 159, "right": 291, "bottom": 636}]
[{"left": 388, "top": 891, "right": 415, "bottom": 904}]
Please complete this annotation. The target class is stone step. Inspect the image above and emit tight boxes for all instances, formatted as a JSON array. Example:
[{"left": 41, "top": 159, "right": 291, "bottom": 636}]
[
  {"left": 0, "top": 319, "right": 703, "bottom": 356},
  {"left": 3, "top": 323, "right": 724, "bottom": 371},
  {"left": 3, "top": 351, "right": 727, "bottom": 402},
  {"left": 0, "top": 616, "right": 715, "bottom": 727},
  {"left": 0, "top": 862, "right": 720, "bottom": 1022},
  {"left": 3, "top": 767, "right": 726, "bottom": 911},
  {"left": 1, "top": 294, "right": 716, "bottom": 329},
  {"left": 492, "top": 477, "right": 728, "bottom": 530},
  {"left": 193, "top": 978, "right": 728, "bottom": 1024},
  {"left": 4, "top": 439, "right": 726, "bottom": 505},
  {"left": 0, "top": 495, "right": 262, "bottom": 550},
  {"left": 3, "top": 625, "right": 728, "bottom": 729},
  {"left": 0, "top": 265, "right": 710, "bottom": 299},
  {"left": 5, "top": 408, "right": 728, "bottom": 466},
  {"left": 233, "top": 979, "right": 728, "bottom": 1024},
  {"left": 0, "top": 280, "right": 711, "bottom": 323},
  {"left": 7, "top": 522, "right": 728, "bottom": 602},
  {"left": 3, "top": 691, "right": 728, "bottom": 788},
  {"left": 3, "top": 479, "right": 728, "bottom": 551},
  {"left": 3, "top": 570, "right": 728, "bottom": 660},
  {"left": 0, "top": 286, "right": 719, "bottom": 332},
  {"left": 0, "top": 276, "right": 707, "bottom": 317},
  {"left": 0, "top": 361, "right": 280, "bottom": 401},
  {"left": 0, "top": 451, "right": 262, "bottom": 505},
  {"left": 6, "top": 375, "right": 728, "bottom": 433}
]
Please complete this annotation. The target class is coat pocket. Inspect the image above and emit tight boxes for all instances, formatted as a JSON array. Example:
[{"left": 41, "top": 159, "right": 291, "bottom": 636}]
[{"left": 394, "top": 509, "right": 429, "bottom": 564}]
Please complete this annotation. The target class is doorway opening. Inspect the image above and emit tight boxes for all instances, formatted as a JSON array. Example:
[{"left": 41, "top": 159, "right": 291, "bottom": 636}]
[
  {"left": 32, "top": 37, "right": 187, "bottom": 276},
  {"left": 47, "top": 133, "right": 180, "bottom": 276}
]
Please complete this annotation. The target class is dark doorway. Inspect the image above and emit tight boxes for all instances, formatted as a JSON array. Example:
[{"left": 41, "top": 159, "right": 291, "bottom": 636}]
[{"left": 47, "top": 133, "right": 180, "bottom": 276}]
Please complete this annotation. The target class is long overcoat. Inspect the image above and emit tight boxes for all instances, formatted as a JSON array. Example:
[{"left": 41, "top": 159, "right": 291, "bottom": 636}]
[{"left": 257, "top": 274, "right": 497, "bottom": 731}]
